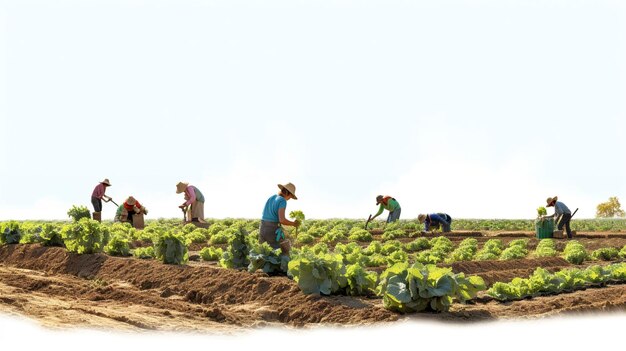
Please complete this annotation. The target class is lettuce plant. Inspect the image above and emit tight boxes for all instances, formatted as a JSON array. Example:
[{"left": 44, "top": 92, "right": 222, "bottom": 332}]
[
  {"left": 0, "top": 221, "right": 22, "bottom": 245},
  {"left": 154, "top": 230, "right": 188, "bottom": 265},
  {"left": 60, "top": 218, "right": 107, "bottom": 254}
]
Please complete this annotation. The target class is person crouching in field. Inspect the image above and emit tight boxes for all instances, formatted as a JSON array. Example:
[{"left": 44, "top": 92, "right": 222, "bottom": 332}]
[
  {"left": 114, "top": 196, "right": 148, "bottom": 225},
  {"left": 543, "top": 196, "right": 573, "bottom": 239},
  {"left": 371, "top": 195, "right": 401, "bottom": 223},
  {"left": 418, "top": 213, "right": 452, "bottom": 233},
  {"left": 259, "top": 183, "right": 301, "bottom": 256},
  {"left": 176, "top": 182, "right": 206, "bottom": 223}
]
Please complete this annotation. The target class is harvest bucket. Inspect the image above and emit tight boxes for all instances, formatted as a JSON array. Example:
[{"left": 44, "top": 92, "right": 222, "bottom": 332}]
[{"left": 535, "top": 218, "right": 554, "bottom": 238}]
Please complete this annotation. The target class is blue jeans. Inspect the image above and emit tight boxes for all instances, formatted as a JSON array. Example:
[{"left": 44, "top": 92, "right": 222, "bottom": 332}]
[{"left": 387, "top": 208, "right": 401, "bottom": 223}]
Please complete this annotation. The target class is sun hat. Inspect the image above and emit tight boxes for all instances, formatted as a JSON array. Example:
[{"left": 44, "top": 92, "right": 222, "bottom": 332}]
[
  {"left": 100, "top": 178, "right": 111, "bottom": 186},
  {"left": 418, "top": 214, "right": 427, "bottom": 223},
  {"left": 376, "top": 195, "right": 384, "bottom": 205},
  {"left": 176, "top": 182, "right": 189, "bottom": 194},
  {"left": 546, "top": 196, "right": 558, "bottom": 206},
  {"left": 126, "top": 196, "right": 136, "bottom": 206},
  {"left": 278, "top": 183, "right": 298, "bottom": 200}
]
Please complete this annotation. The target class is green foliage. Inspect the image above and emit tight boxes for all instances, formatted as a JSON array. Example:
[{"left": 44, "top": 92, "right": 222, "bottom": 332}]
[
  {"left": 488, "top": 263, "right": 626, "bottom": 301},
  {"left": 562, "top": 240, "right": 588, "bottom": 264},
  {"left": 534, "top": 239, "right": 558, "bottom": 258},
  {"left": 382, "top": 229, "right": 406, "bottom": 241},
  {"left": 446, "top": 238, "right": 478, "bottom": 263},
  {"left": 199, "top": 246, "right": 223, "bottom": 261},
  {"left": 348, "top": 228, "right": 373, "bottom": 242},
  {"left": 321, "top": 228, "right": 346, "bottom": 244},
  {"left": 133, "top": 246, "right": 155, "bottom": 259},
  {"left": 381, "top": 240, "right": 403, "bottom": 255},
  {"left": 182, "top": 223, "right": 197, "bottom": 234},
  {"left": 154, "top": 230, "right": 189, "bottom": 265},
  {"left": 386, "top": 250, "right": 408, "bottom": 265},
  {"left": 289, "top": 210, "right": 305, "bottom": 236},
  {"left": 287, "top": 252, "right": 348, "bottom": 295},
  {"left": 60, "top": 218, "right": 107, "bottom": 254},
  {"left": 414, "top": 237, "right": 455, "bottom": 264},
  {"left": 104, "top": 233, "right": 131, "bottom": 256},
  {"left": 248, "top": 242, "right": 290, "bottom": 274},
  {"left": 475, "top": 239, "right": 504, "bottom": 260},
  {"left": 296, "top": 233, "right": 315, "bottom": 244},
  {"left": 377, "top": 262, "right": 485, "bottom": 313},
  {"left": 0, "top": 221, "right": 22, "bottom": 245},
  {"left": 219, "top": 226, "right": 250, "bottom": 269},
  {"left": 185, "top": 229, "right": 209, "bottom": 245},
  {"left": 403, "top": 238, "right": 431, "bottom": 252},
  {"left": 537, "top": 207, "right": 547, "bottom": 217},
  {"left": 499, "top": 239, "right": 529, "bottom": 260},
  {"left": 210, "top": 228, "right": 236, "bottom": 245},
  {"left": 345, "top": 264, "right": 378, "bottom": 296},
  {"left": 39, "top": 224, "right": 64, "bottom": 246},
  {"left": 591, "top": 247, "right": 620, "bottom": 261},
  {"left": 363, "top": 254, "right": 387, "bottom": 267},
  {"left": 363, "top": 241, "right": 383, "bottom": 255},
  {"left": 620, "top": 245, "right": 626, "bottom": 259},
  {"left": 67, "top": 205, "right": 92, "bottom": 222}
]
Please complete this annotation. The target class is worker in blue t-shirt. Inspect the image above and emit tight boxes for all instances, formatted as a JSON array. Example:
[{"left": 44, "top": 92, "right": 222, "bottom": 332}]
[
  {"left": 418, "top": 213, "right": 452, "bottom": 233},
  {"left": 259, "top": 183, "right": 301, "bottom": 255}
]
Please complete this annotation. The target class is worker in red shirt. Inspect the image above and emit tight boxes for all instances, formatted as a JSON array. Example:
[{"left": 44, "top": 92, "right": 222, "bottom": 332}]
[
  {"left": 91, "top": 178, "right": 112, "bottom": 216},
  {"left": 114, "top": 196, "right": 148, "bottom": 225}
]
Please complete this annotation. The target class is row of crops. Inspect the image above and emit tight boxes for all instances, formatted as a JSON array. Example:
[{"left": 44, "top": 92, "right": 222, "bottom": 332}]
[{"left": 1, "top": 216, "right": 626, "bottom": 314}]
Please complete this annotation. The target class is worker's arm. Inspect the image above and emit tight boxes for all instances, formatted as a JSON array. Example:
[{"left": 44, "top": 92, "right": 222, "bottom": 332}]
[
  {"left": 184, "top": 187, "right": 196, "bottom": 206},
  {"left": 424, "top": 221, "right": 430, "bottom": 232},
  {"left": 278, "top": 207, "right": 298, "bottom": 227},
  {"left": 371, "top": 204, "right": 384, "bottom": 219}
]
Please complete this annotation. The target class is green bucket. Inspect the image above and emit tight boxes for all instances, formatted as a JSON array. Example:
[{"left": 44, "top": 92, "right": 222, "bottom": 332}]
[{"left": 535, "top": 218, "right": 554, "bottom": 239}]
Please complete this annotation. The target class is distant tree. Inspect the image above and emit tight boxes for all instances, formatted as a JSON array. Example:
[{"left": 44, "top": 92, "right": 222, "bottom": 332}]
[{"left": 596, "top": 197, "right": 626, "bottom": 218}]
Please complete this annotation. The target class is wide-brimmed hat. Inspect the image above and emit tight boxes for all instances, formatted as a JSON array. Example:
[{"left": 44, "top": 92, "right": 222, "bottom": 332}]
[
  {"left": 376, "top": 195, "right": 383, "bottom": 205},
  {"left": 100, "top": 178, "right": 111, "bottom": 186},
  {"left": 278, "top": 183, "right": 298, "bottom": 200},
  {"left": 176, "top": 182, "right": 189, "bottom": 194},
  {"left": 546, "top": 196, "right": 558, "bottom": 206},
  {"left": 418, "top": 214, "right": 427, "bottom": 223},
  {"left": 126, "top": 196, "right": 136, "bottom": 206}
]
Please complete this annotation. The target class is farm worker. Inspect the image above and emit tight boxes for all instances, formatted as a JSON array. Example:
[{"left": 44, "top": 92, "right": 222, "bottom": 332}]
[
  {"left": 543, "top": 196, "right": 573, "bottom": 239},
  {"left": 114, "top": 196, "right": 148, "bottom": 224},
  {"left": 259, "top": 182, "right": 300, "bottom": 256},
  {"left": 371, "top": 195, "right": 401, "bottom": 223},
  {"left": 176, "top": 182, "right": 206, "bottom": 223},
  {"left": 418, "top": 213, "right": 452, "bottom": 233},
  {"left": 91, "top": 178, "right": 112, "bottom": 215}
]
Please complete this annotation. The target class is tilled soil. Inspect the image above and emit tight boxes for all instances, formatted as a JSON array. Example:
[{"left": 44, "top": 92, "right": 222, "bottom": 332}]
[
  {"left": 0, "top": 244, "right": 396, "bottom": 331},
  {"left": 1, "top": 237, "right": 625, "bottom": 331}
]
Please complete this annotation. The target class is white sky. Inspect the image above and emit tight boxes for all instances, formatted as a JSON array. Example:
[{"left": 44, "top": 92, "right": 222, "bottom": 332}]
[{"left": 1, "top": 0, "right": 626, "bottom": 220}]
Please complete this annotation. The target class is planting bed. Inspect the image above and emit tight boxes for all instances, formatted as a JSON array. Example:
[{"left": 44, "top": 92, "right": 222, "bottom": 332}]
[{"left": 1, "top": 229, "right": 625, "bottom": 331}]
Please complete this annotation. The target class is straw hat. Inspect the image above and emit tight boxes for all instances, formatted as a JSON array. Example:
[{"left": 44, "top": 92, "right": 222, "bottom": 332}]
[
  {"left": 278, "top": 183, "right": 298, "bottom": 200},
  {"left": 376, "top": 195, "right": 383, "bottom": 205},
  {"left": 176, "top": 182, "right": 189, "bottom": 194},
  {"left": 126, "top": 196, "right": 136, "bottom": 206},
  {"left": 546, "top": 196, "right": 558, "bottom": 206},
  {"left": 418, "top": 214, "right": 427, "bottom": 223},
  {"left": 100, "top": 178, "right": 111, "bottom": 186}
]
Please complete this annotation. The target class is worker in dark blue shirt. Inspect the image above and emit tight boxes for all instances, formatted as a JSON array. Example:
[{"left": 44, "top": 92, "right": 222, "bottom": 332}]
[{"left": 418, "top": 213, "right": 452, "bottom": 233}]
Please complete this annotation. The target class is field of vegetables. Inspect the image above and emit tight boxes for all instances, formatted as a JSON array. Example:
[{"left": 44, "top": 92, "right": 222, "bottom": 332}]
[{"left": 1, "top": 217, "right": 626, "bottom": 331}]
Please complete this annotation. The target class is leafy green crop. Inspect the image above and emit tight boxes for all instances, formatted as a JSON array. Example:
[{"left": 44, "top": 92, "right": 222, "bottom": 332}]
[
  {"left": 537, "top": 207, "right": 547, "bottom": 217},
  {"left": 0, "top": 221, "right": 22, "bottom": 245},
  {"left": 39, "top": 224, "right": 64, "bottom": 246},
  {"left": 403, "top": 238, "right": 431, "bottom": 252},
  {"left": 488, "top": 263, "right": 626, "bottom": 301},
  {"left": 562, "top": 241, "right": 588, "bottom": 264},
  {"left": 60, "top": 218, "right": 107, "bottom": 254},
  {"left": 288, "top": 252, "right": 348, "bottom": 295},
  {"left": 345, "top": 263, "right": 378, "bottom": 296},
  {"left": 133, "top": 246, "right": 155, "bottom": 259},
  {"left": 348, "top": 228, "right": 373, "bottom": 242},
  {"left": 363, "top": 241, "right": 382, "bottom": 255},
  {"left": 104, "top": 233, "right": 131, "bottom": 256},
  {"left": 475, "top": 239, "right": 504, "bottom": 260},
  {"left": 591, "top": 247, "right": 619, "bottom": 261},
  {"left": 289, "top": 210, "right": 305, "bottom": 236},
  {"left": 446, "top": 238, "right": 478, "bottom": 263},
  {"left": 377, "top": 262, "right": 485, "bottom": 313},
  {"left": 248, "top": 242, "right": 290, "bottom": 274},
  {"left": 534, "top": 238, "right": 558, "bottom": 258},
  {"left": 219, "top": 226, "right": 250, "bottom": 269},
  {"left": 499, "top": 239, "right": 529, "bottom": 260},
  {"left": 154, "top": 230, "right": 188, "bottom": 265},
  {"left": 67, "top": 205, "right": 91, "bottom": 222},
  {"left": 199, "top": 246, "right": 223, "bottom": 261},
  {"left": 382, "top": 229, "right": 406, "bottom": 241}
]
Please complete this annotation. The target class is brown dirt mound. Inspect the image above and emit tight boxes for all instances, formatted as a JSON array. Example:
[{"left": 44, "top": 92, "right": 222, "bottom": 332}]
[{"left": 0, "top": 244, "right": 397, "bottom": 327}]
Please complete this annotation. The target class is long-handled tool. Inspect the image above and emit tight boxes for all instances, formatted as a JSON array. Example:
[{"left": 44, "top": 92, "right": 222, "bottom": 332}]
[
  {"left": 105, "top": 197, "right": 119, "bottom": 207},
  {"left": 365, "top": 214, "right": 372, "bottom": 229},
  {"left": 181, "top": 205, "right": 189, "bottom": 222}
]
